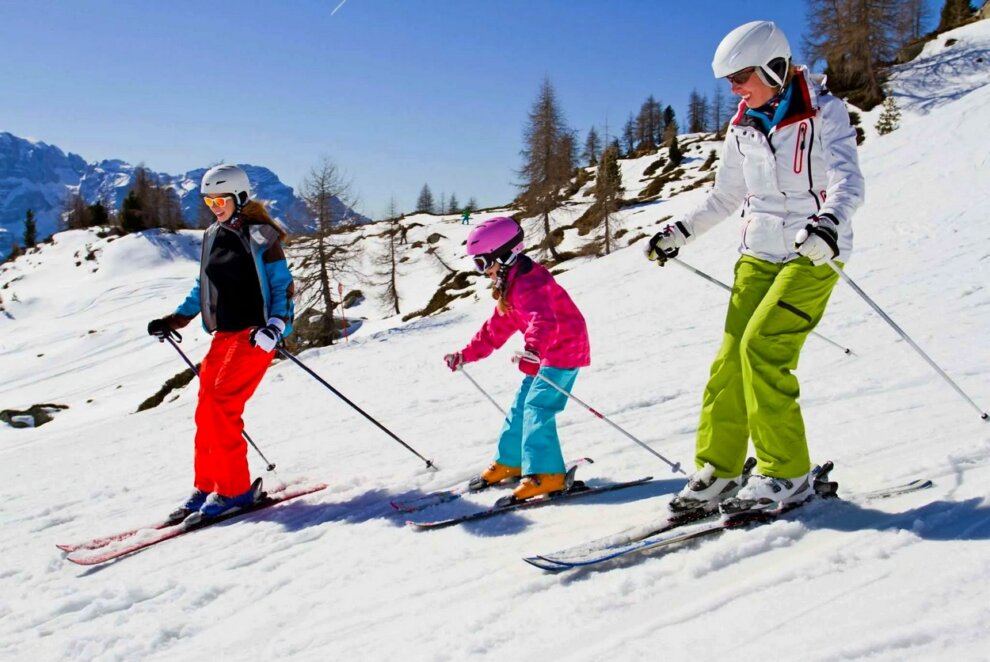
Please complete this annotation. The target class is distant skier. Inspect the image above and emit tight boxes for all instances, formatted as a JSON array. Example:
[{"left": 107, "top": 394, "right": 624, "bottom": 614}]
[
  {"left": 443, "top": 217, "right": 590, "bottom": 501},
  {"left": 645, "top": 21, "right": 864, "bottom": 514},
  {"left": 461, "top": 208, "right": 471, "bottom": 225},
  {"left": 147, "top": 164, "right": 295, "bottom": 520}
]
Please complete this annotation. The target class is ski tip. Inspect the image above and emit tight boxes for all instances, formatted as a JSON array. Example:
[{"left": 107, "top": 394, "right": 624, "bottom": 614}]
[{"left": 523, "top": 556, "right": 569, "bottom": 572}]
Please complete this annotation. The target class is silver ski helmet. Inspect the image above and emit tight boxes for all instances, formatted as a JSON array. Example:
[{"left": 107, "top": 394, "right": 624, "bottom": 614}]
[
  {"left": 201, "top": 164, "right": 251, "bottom": 207},
  {"left": 712, "top": 21, "right": 791, "bottom": 90},
  {"left": 466, "top": 216, "right": 524, "bottom": 272}
]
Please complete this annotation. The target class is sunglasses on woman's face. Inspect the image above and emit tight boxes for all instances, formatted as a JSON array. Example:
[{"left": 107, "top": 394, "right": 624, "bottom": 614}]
[
  {"left": 726, "top": 67, "right": 757, "bottom": 85},
  {"left": 203, "top": 196, "right": 230, "bottom": 209}
]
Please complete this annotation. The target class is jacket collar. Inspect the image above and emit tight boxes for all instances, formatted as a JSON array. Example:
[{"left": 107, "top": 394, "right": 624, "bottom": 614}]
[{"left": 732, "top": 66, "right": 819, "bottom": 132}]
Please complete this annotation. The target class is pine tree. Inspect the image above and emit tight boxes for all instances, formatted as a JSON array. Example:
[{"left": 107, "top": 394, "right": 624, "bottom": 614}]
[
  {"left": 583, "top": 126, "right": 602, "bottom": 166},
  {"left": 668, "top": 135, "right": 683, "bottom": 167},
  {"left": 62, "top": 193, "right": 91, "bottom": 230},
  {"left": 416, "top": 184, "right": 435, "bottom": 214},
  {"left": 23, "top": 210, "right": 37, "bottom": 248},
  {"left": 120, "top": 191, "right": 144, "bottom": 233},
  {"left": 87, "top": 202, "right": 110, "bottom": 227},
  {"left": 662, "top": 117, "right": 679, "bottom": 148},
  {"left": 448, "top": 193, "right": 459, "bottom": 214},
  {"left": 467, "top": 197, "right": 478, "bottom": 212},
  {"left": 592, "top": 143, "right": 625, "bottom": 255},
  {"left": 875, "top": 93, "right": 902, "bottom": 135}
]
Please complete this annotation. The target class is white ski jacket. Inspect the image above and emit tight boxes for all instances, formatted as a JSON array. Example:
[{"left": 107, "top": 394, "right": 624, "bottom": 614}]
[{"left": 681, "top": 67, "right": 865, "bottom": 263}]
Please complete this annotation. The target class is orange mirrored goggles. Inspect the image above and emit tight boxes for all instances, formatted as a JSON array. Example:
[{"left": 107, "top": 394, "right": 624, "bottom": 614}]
[
  {"left": 203, "top": 195, "right": 231, "bottom": 209},
  {"left": 726, "top": 67, "right": 757, "bottom": 85}
]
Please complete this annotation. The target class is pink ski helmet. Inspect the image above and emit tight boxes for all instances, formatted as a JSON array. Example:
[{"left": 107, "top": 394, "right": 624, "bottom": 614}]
[{"left": 466, "top": 216, "right": 524, "bottom": 272}]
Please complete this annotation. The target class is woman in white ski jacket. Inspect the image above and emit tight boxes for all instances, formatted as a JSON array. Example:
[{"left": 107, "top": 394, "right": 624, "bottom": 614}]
[{"left": 646, "top": 21, "right": 865, "bottom": 514}]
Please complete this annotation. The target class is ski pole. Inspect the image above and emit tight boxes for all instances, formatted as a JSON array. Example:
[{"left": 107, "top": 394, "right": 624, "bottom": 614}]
[
  {"left": 513, "top": 354, "right": 684, "bottom": 474},
  {"left": 276, "top": 347, "right": 439, "bottom": 470},
  {"left": 160, "top": 333, "right": 277, "bottom": 472},
  {"left": 821, "top": 256, "right": 988, "bottom": 421},
  {"left": 459, "top": 366, "right": 507, "bottom": 417},
  {"left": 670, "top": 257, "right": 853, "bottom": 355}
]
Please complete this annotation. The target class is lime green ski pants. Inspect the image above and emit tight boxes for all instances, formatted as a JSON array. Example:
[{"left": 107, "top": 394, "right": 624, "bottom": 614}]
[{"left": 695, "top": 255, "right": 840, "bottom": 479}]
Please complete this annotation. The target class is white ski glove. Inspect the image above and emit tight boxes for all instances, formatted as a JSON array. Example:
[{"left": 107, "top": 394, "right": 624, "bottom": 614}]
[
  {"left": 250, "top": 318, "right": 286, "bottom": 353},
  {"left": 645, "top": 222, "right": 691, "bottom": 266},
  {"left": 795, "top": 214, "right": 840, "bottom": 265}
]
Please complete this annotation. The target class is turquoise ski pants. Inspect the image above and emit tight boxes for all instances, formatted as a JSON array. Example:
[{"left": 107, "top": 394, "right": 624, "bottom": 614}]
[
  {"left": 696, "top": 255, "right": 839, "bottom": 479},
  {"left": 495, "top": 367, "right": 579, "bottom": 475}
]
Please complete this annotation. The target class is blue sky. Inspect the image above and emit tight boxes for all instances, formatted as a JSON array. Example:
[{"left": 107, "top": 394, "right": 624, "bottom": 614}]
[{"left": 1, "top": 1, "right": 812, "bottom": 218}]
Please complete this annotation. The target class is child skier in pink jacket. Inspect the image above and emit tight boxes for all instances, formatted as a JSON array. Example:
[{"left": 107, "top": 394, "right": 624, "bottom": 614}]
[{"left": 444, "top": 217, "right": 590, "bottom": 501}]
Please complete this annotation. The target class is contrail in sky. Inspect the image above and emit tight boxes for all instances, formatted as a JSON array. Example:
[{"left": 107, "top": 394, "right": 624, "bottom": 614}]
[{"left": 331, "top": 0, "right": 348, "bottom": 16}]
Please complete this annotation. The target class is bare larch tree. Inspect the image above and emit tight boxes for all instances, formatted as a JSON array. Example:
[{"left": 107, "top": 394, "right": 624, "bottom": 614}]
[
  {"left": 518, "top": 76, "right": 574, "bottom": 261},
  {"left": 295, "top": 156, "right": 357, "bottom": 346}
]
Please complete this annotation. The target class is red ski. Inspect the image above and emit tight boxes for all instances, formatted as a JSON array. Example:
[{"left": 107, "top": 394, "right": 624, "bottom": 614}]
[{"left": 63, "top": 482, "right": 327, "bottom": 566}]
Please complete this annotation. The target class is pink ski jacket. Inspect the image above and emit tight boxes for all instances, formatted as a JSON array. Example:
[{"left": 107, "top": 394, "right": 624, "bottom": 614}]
[{"left": 461, "top": 257, "right": 590, "bottom": 369}]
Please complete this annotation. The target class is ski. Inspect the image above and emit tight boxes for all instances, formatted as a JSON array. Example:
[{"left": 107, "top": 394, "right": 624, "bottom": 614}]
[
  {"left": 525, "top": 506, "right": 791, "bottom": 571},
  {"left": 525, "top": 465, "right": 933, "bottom": 571},
  {"left": 407, "top": 476, "right": 653, "bottom": 531},
  {"left": 57, "top": 480, "right": 316, "bottom": 553},
  {"left": 390, "top": 457, "right": 594, "bottom": 514},
  {"left": 525, "top": 464, "right": 837, "bottom": 572},
  {"left": 64, "top": 482, "right": 327, "bottom": 566},
  {"left": 520, "top": 457, "right": 761, "bottom": 567},
  {"left": 861, "top": 478, "right": 933, "bottom": 499}
]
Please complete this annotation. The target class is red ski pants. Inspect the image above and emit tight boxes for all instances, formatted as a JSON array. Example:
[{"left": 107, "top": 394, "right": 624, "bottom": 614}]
[{"left": 193, "top": 329, "right": 274, "bottom": 496}]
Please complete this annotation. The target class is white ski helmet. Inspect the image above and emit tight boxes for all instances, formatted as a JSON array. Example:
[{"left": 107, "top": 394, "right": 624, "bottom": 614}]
[
  {"left": 200, "top": 164, "right": 251, "bottom": 206},
  {"left": 712, "top": 21, "right": 792, "bottom": 90}
]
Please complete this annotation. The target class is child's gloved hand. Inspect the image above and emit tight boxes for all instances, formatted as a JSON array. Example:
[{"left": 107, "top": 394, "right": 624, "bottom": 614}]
[
  {"left": 514, "top": 347, "right": 540, "bottom": 376},
  {"left": 443, "top": 352, "right": 464, "bottom": 372}
]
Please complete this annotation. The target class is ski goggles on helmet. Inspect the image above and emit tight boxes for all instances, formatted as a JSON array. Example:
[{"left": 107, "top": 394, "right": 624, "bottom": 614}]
[
  {"left": 471, "top": 252, "right": 518, "bottom": 273},
  {"left": 725, "top": 67, "right": 757, "bottom": 85},
  {"left": 472, "top": 254, "right": 498, "bottom": 272},
  {"left": 203, "top": 195, "right": 231, "bottom": 209}
]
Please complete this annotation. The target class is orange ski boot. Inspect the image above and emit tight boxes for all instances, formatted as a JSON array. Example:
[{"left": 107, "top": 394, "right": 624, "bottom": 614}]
[
  {"left": 468, "top": 462, "right": 522, "bottom": 491},
  {"left": 511, "top": 473, "right": 567, "bottom": 501}
]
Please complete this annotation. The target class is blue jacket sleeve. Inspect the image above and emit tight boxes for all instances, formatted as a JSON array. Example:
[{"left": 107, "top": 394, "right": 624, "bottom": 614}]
[
  {"left": 264, "top": 259, "right": 294, "bottom": 323},
  {"left": 175, "top": 277, "right": 202, "bottom": 318}
]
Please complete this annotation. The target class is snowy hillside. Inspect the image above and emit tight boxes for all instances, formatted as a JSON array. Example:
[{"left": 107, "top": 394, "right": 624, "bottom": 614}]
[{"left": 2, "top": 19, "right": 989, "bottom": 661}]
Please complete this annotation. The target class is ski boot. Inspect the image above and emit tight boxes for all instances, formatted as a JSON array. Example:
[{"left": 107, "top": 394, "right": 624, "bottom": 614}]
[
  {"left": 720, "top": 461, "right": 836, "bottom": 515},
  {"left": 168, "top": 488, "right": 209, "bottom": 522},
  {"left": 668, "top": 457, "right": 755, "bottom": 518},
  {"left": 511, "top": 473, "right": 567, "bottom": 501},
  {"left": 467, "top": 462, "right": 522, "bottom": 491},
  {"left": 195, "top": 478, "right": 265, "bottom": 520}
]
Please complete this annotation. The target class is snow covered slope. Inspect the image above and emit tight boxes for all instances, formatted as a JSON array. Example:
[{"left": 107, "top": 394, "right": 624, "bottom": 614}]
[{"left": 1, "top": 19, "right": 989, "bottom": 661}]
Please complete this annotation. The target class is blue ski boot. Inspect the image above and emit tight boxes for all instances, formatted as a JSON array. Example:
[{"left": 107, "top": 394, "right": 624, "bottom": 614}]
[
  {"left": 168, "top": 489, "right": 209, "bottom": 522},
  {"left": 198, "top": 478, "right": 264, "bottom": 519}
]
